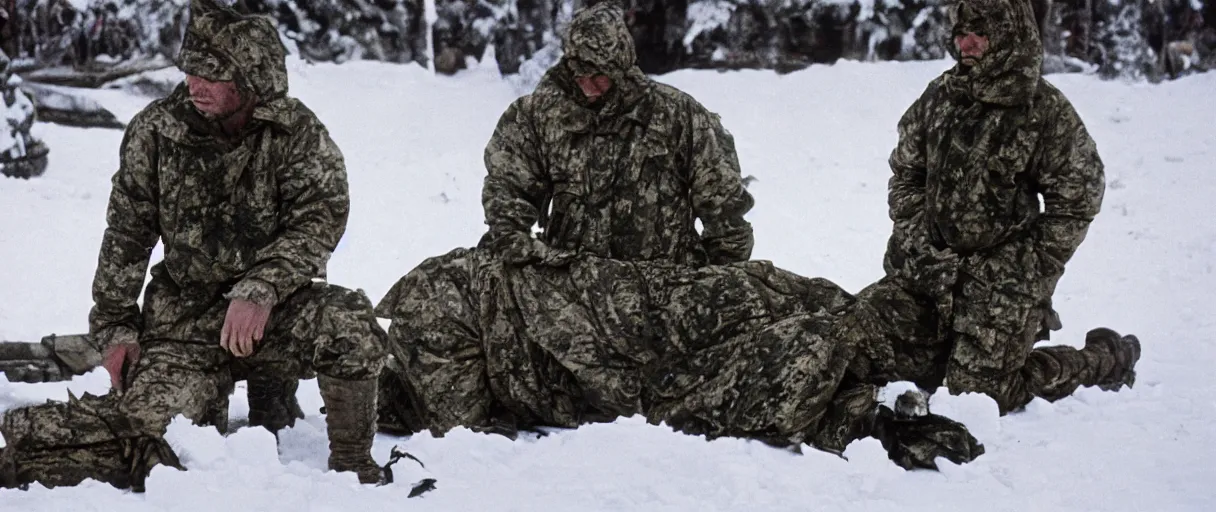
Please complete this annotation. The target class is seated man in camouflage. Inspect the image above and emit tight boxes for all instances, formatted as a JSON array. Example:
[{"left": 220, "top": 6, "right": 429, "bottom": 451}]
[
  {"left": 0, "top": 0, "right": 388, "bottom": 490},
  {"left": 855, "top": 0, "right": 1141, "bottom": 415},
  {"left": 376, "top": 0, "right": 754, "bottom": 434}
]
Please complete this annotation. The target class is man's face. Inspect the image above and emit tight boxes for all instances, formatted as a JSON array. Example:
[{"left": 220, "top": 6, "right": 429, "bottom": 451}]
[
  {"left": 954, "top": 32, "right": 990, "bottom": 66},
  {"left": 574, "top": 75, "right": 613, "bottom": 102},
  {"left": 185, "top": 75, "right": 244, "bottom": 117},
  {"left": 567, "top": 57, "right": 614, "bottom": 102}
]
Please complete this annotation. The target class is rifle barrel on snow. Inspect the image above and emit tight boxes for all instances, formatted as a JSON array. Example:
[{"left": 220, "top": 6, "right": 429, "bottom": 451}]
[{"left": 0, "top": 333, "right": 100, "bottom": 383}]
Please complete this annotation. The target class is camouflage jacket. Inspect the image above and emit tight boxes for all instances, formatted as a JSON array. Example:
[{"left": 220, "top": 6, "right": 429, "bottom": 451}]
[
  {"left": 88, "top": 1, "right": 349, "bottom": 349},
  {"left": 883, "top": 0, "right": 1105, "bottom": 302},
  {"left": 480, "top": 2, "right": 755, "bottom": 268}
]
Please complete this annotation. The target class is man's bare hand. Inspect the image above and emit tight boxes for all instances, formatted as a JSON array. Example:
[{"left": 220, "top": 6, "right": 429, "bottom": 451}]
[
  {"left": 102, "top": 342, "right": 141, "bottom": 391},
  {"left": 221, "top": 299, "right": 272, "bottom": 357}
]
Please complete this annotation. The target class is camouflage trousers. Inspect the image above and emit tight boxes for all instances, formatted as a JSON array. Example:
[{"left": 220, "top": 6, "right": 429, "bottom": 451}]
[
  {"left": 855, "top": 275, "right": 1127, "bottom": 414},
  {"left": 0, "top": 282, "right": 387, "bottom": 491},
  {"left": 375, "top": 248, "right": 901, "bottom": 452}
]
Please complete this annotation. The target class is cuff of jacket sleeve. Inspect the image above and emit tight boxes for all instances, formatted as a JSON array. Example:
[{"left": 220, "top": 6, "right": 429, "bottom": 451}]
[
  {"left": 91, "top": 325, "right": 140, "bottom": 353},
  {"left": 225, "top": 278, "right": 279, "bottom": 308}
]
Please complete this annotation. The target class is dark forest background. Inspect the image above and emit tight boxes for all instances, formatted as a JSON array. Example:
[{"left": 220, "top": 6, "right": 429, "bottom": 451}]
[{"left": 2, "top": 0, "right": 1211, "bottom": 89}]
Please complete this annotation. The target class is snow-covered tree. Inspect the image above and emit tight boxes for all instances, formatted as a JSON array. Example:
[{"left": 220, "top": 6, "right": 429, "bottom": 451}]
[
  {"left": 1092, "top": 0, "right": 1163, "bottom": 81},
  {"left": 0, "top": 51, "right": 49, "bottom": 179},
  {"left": 0, "top": 0, "right": 1208, "bottom": 84}
]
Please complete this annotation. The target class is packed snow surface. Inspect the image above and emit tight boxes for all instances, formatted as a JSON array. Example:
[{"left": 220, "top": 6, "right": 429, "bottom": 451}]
[{"left": 1, "top": 57, "right": 1213, "bottom": 511}]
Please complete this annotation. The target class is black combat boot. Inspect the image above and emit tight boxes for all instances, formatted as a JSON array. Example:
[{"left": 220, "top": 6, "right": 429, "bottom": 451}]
[
  {"left": 1082, "top": 327, "right": 1142, "bottom": 391},
  {"left": 318, "top": 375, "right": 384, "bottom": 484},
  {"left": 247, "top": 375, "right": 305, "bottom": 437},
  {"left": 872, "top": 389, "right": 985, "bottom": 470}
]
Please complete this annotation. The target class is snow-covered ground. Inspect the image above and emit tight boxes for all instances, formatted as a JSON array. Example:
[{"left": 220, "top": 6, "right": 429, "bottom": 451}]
[{"left": 1, "top": 58, "right": 1213, "bottom": 510}]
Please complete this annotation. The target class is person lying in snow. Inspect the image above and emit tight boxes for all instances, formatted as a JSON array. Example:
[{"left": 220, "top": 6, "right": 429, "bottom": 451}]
[
  {"left": 373, "top": 0, "right": 1141, "bottom": 468},
  {"left": 373, "top": 243, "right": 1139, "bottom": 469},
  {"left": 376, "top": 248, "right": 993, "bottom": 469},
  {"left": 856, "top": 0, "right": 1141, "bottom": 415},
  {"left": 0, "top": 0, "right": 389, "bottom": 491}
]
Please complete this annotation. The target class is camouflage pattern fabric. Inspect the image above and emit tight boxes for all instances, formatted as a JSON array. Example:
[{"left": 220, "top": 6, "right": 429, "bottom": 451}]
[
  {"left": 0, "top": 0, "right": 388, "bottom": 490},
  {"left": 88, "top": 0, "right": 343, "bottom": 352},
  {"left": 479, "top": 254, "right": 864, "bottom": 439},
  {"left": 480, "top": 0, "right": 755, "bottom": 269},
  {"left": 375, "top": 248, "right": 489, "bottom": 435},
  {"left": 0, "top": 283, "right": 387, "bottom": 490},
  {"left": 136, "top": 272, "right": 386, "bottom": 381},
  {"left": 0, "top": 400, "right": 183, "bottom": 492},
  {"left": 854, "top": 278, "right": 1138, "bottom": 414},
  {"left": 176, "top": 0, "right": 290, "bottom": 102},
  {"left": 375, "top": 248, "right": 983, "bottom": 466},
  {"left": 378, "top": 1, "right": 759, "bottom": 438},
  {"left": 872, "top": 0, "right": 1138, "bottom": 414},
  {"left": 371, "top": 1, "right": 979, "bottom": 463},
  {"left": 376, "top": 249, "right": 865, "bottom": 445}
]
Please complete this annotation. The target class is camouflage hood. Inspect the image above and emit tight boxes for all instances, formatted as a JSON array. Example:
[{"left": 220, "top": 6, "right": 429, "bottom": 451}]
[
  {"left": 545, "top": 0, "right": 650, "bottom": 114},
  {"left": 943, "top": 0, "right": 1043, "bottom": 106},
  {"left": 562, "top": 1, "right": 636, "bottom": 77},
  {"left": 176, "top": 0, "right": 288, "bottom": 103}
]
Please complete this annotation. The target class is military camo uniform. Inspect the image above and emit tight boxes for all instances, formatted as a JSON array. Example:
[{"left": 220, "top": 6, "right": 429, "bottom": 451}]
[
  {"left": 857, "top": 0, "right": 1141, "bottom": 414},
  {"left": 479, "top": 0, "right": 755, "bottom": 268},
  {"left": 376, "top": 246, "right": 987, "bottom": 467},
  {"left": 376, "top": 0, "right": 1141, "bottom": 468},
  {"left": 0, "top": 0, "right": 387, "bottom": 490},
  {"left": 375, "top": 1, "right": 986, "bottom": 469},
  {"left": 379, "top": 0, "right": 755, "bottom": 436}
]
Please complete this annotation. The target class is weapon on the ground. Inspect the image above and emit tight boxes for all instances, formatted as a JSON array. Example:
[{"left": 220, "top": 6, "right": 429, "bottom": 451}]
[{"left": 0, "top": 333, "right": 100, "bottom": 383}]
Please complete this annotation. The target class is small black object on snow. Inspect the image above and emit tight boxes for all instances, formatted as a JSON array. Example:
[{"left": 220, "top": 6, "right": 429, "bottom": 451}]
[{"left": 380, "top": 445, "right": 437, "bottom": 498}]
